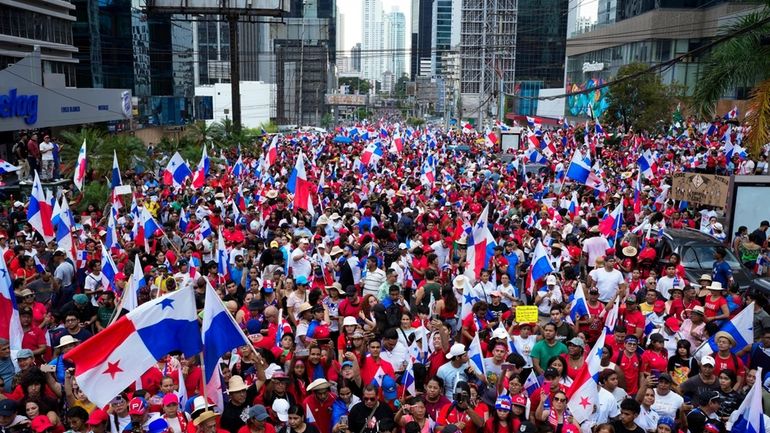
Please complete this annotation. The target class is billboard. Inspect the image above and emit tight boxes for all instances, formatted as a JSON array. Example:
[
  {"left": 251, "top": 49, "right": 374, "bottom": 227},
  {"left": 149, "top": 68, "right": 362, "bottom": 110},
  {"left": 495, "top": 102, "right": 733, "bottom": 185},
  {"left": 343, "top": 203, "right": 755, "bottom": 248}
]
[
  {"left": 325, "top": 94, "right": 368, "bottom": 106},
  {"left": 146, "top": 0, "right": 290, "bottom": 15},
  {"left": 671, "top": 172, "right": 730, "bottom": 208}
]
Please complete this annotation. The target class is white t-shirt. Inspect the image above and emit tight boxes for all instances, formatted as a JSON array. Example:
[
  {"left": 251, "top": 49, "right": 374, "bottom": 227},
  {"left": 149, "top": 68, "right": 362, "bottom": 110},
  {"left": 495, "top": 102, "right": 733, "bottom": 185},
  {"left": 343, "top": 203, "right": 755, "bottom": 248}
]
[
  {"left": 291, "top": 247, "right": 312, "bottom": 279},
  {"left": 583, "top": 236, "right": 610, "bottom": 267},
  {"left": 536, "top": 286, "right": 563, "bottom": 315},
  {"left": 651, "top": 389, "right": 683, "bottom": 420},
  {"left": 590, "top": 267, "right": 625, "bottom": 302},
  {"left": 581, "top": 387, "right": 621, "bottom": 433},
  {"left": 380, "top": 341, "right": 409, "bottom": 372},
  {"left": 513, "top": 335, "right": 537, "bottom": 368}
]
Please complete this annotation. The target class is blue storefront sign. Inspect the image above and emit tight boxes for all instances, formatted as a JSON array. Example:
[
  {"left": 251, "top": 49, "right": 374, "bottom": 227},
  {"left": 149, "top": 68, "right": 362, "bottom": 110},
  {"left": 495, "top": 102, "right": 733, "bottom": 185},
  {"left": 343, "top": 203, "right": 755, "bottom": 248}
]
[{"left": 0, "top": 88, "right": 39, "bottom": 125}]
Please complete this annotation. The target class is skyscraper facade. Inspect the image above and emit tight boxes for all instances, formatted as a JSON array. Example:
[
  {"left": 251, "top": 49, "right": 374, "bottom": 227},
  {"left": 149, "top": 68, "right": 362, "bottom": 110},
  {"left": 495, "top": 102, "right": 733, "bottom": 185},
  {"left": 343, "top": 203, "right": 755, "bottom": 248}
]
[
  {"left": 410, "top": 0, "right": 433, "bottom": 79},
  {"left": 385, "top": 10, "right": 406, "bottom": 78},
  {"left": 361, "top": 0, "right": 384, "bottom": 81}
]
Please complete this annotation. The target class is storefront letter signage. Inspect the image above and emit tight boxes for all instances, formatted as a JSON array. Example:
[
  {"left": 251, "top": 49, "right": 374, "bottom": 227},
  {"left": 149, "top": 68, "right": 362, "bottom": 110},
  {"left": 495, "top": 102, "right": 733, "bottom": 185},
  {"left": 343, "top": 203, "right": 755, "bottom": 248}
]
[{"left": 0, "top": 89, "right": 39, "bottom": 125}]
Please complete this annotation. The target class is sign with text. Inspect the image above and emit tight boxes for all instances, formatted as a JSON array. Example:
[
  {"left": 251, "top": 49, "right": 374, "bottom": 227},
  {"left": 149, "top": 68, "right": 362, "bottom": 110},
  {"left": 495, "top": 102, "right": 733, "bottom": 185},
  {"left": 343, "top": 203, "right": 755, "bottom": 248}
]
[
  {"left": 515, "top": 306, "right": 539, "bottom": 324},
  {"left": 671, "top": 172, "right": 730, "bottom": 208}
]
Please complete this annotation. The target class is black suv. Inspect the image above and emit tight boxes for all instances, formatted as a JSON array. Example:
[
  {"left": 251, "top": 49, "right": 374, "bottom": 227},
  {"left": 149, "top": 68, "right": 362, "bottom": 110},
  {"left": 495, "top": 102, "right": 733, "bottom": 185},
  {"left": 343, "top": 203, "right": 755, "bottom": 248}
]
[{"left": 656, "top": 228, "right": 770, "bottom": 295}]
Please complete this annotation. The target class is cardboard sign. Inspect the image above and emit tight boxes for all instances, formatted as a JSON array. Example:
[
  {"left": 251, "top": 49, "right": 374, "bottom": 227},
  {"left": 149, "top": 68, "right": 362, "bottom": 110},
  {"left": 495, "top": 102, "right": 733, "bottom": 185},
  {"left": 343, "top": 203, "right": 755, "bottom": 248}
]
[
  {"left": 671, "top": 173, "right": 730, "bottom": 208},
  {"left": 515, "top": 306, "right": 539, "bottom": 324}
]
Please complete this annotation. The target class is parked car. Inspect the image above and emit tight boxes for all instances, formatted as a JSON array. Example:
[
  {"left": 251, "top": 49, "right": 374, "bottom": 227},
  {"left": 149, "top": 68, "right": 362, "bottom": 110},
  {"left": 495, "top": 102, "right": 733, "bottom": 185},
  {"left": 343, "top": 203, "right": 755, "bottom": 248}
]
[{"left": 656, "top": 228, "right": 770, "bottom": 294}]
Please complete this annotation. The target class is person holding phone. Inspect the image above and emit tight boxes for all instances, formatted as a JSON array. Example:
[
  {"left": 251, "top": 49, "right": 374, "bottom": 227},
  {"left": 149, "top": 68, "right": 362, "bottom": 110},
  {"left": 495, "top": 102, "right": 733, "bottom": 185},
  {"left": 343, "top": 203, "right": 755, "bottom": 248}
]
[{"left": 395, "top": 396, "right": 433, "bottom": 433}]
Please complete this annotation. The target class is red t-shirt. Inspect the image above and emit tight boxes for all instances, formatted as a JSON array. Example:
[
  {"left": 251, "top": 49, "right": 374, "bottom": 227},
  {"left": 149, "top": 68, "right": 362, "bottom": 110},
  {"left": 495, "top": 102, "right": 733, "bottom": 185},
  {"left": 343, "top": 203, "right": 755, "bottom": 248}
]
[
  {"left": 641, "top": 350, "right": 668, "bottom": 374},
  {"left": 712, "top": 352, "right": 746, "bottom": 379},
  {"left": 22, "top": 325, "right": 47, "bottom": 355},
  {"left": 669, "top": 298, "right": 700, "bottom": 320},
  {"left": 437, "top": 404, "right": 475, "bottom": 433},
  {"left": 703, "top": 296, "right": 727, "bottom": 319},
  {"left": 238, "top": 424, "right": 275, "bottom": 433},
  {"left": 618, "top": 351, "right": 642, "bottom": 395},
  {"left": 623, "top": 310, "right": 646, "bottom": 337},
  {"left": 338, "top": 298, "right": 362, "bottom": 318}
]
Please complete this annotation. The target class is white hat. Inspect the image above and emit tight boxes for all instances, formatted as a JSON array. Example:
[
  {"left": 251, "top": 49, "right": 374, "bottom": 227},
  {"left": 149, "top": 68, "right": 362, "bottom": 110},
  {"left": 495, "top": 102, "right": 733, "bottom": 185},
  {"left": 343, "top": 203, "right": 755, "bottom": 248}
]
[
  {"left": 342, "top": 316, "right": 357, "bottom": 327},
  {"left": 398, "top": 243, "right": 408, "bottom": 250},
  {"left": 264, "top": 363, "right": 282, "bottom": 380},
  {"left": 403, "top": 207, "right": 412, "bottom": 214},
  {"left": 316, "top": 215, "right": 330, "bottom": 225},
  {"left": 306, "top": 378, "right": 331, "bottom": 392},
  {"left": 452, "top": 275, "right": 468, "bottom": 289},
  {"left": 13, "top": 201, "right": 23, "bottom": 208},
  {"left": 546, "top": 275, "right": 558, "bottom": 285},
  {"left": 272, "top": 399, "right": 290, "bottom": 422},
  {"left": 329, "top": 212, "right": 341, "bottom": 220},
  {"left": 445, "top": 343, "right": 468, "bottom": 359},
  {"left": 56, "top": 335, "right": 80, "bottom": 349},
  {"left": 492, "top": 327, "right": 508, "bottom": 340},
  {"left": 713, "top": 222, "right": 723, "bottom": 231},
  {"left": 701, "top": 355, "right": 716, "bottom": 366}
]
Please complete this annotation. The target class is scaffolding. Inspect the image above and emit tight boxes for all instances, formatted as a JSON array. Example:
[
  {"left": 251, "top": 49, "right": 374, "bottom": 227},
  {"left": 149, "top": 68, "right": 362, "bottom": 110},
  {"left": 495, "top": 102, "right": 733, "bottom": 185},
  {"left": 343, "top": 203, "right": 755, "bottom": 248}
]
[{"left": 459, "top": 0, "right": 517, "bottom": 125}]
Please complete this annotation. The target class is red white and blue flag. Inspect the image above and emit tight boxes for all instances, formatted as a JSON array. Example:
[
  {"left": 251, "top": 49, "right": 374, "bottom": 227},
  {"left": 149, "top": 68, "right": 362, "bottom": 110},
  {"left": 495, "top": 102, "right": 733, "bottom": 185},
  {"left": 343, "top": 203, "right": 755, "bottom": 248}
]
[
  {"left": 567, "top": 329, "right": 607, "bottom": 423},
  {"left": 287, "top": 151, "right": 315, "bottom": 214},
  {"left": 464, "top": 204, "right": 497, "bottom": 282},
  {"left": 598, "top": 202, "right": 623, "bottom": 237},
  {"left": 0, "top": 255, "right": 22, "bottom": 351},
  {"left": 361, "top": 142, "right": 384, "bottom": 166},
  {"left": 73, "top": 139, "right": 87, "bottom": 191},
  {"left": 27, "top": 171, "right": 55, "bottom": 243},
  {"left": 163, "top": 152, "right": 192, "bottom": 188},
  {"left": 391, "top": 132, "right": 404, "bottom": 154},
  {"left": 192, "top": 144, "right": 210, "bottom": 188},
  {"left": 64, "top": 288, "right": 202, "bottom": 407}
]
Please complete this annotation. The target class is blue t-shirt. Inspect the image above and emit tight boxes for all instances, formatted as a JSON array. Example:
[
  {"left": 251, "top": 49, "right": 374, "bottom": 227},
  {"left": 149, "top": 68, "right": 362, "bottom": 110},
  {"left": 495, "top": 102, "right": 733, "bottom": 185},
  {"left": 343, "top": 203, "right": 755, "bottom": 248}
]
[{"left": 712, "top": 260, "right": 732, "bottom": 286}]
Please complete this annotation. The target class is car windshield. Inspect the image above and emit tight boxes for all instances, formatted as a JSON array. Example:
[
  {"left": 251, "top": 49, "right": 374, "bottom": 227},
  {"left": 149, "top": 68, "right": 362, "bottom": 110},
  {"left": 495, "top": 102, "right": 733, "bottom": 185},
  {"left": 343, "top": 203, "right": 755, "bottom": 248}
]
[{"left": 681, "top": 245, "right": 743, "bottom": 270}]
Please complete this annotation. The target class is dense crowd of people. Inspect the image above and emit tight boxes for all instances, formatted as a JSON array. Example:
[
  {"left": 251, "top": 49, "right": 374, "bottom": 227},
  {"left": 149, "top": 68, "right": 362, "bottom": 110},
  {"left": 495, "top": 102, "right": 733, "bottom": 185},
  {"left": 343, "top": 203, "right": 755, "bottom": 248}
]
[{"left": 2, "top": 115, "right": 770, "bottom": 433}]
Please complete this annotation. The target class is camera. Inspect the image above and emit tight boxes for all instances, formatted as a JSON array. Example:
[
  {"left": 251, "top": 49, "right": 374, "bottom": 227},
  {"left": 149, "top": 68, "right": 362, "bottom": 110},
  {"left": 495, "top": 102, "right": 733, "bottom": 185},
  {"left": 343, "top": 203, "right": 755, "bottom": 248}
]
[{"left": 453, "top": 391, "right": 469, "bottom": 405}]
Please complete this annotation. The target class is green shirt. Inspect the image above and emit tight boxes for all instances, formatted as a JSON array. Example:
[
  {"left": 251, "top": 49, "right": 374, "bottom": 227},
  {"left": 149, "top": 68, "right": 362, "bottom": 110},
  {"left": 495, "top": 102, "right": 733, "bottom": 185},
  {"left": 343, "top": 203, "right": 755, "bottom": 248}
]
[
  {"left": 530, "top": 339, "right": 568, "bottom": 366},
  {"left": 97, "top": 306, "right": 116, "bottom": 329}
]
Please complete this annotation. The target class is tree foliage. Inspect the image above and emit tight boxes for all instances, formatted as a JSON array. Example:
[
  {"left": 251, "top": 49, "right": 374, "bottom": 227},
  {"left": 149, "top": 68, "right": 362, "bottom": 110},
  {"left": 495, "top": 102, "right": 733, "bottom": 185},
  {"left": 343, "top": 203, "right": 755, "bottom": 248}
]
[
  {"left": 59, "top": 129, "right": 149, "bottom": 179},
  {"left": 603, "top": 63, "right": 678, "bottom": 132},
  {"left": 692, "top": 6, "right": 770, "bottom": 156},
  {"left": 339, "top": 77, "right": 370, "bottom": 94}
]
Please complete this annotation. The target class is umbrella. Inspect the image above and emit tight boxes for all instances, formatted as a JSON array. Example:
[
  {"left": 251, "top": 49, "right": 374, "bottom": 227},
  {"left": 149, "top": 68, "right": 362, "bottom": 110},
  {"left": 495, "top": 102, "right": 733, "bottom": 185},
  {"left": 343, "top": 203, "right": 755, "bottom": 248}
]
[{"left": 333, "top": 136, "right": 353, "bottom": 144}]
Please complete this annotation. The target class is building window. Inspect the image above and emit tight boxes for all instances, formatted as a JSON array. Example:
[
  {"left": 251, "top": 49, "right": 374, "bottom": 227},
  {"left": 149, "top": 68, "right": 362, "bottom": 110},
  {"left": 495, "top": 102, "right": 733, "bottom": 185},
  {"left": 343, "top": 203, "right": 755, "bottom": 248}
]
[{"left": 0, "top": 6, "right": 74, "bottom": 45}]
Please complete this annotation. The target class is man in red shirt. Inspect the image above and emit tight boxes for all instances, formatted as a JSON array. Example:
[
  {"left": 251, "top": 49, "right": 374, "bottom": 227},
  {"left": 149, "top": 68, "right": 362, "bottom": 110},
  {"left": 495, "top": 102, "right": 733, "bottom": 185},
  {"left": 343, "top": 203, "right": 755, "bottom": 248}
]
[
  {"left": 360, "top": 339, "right": 395, "bottom": 385},
  {"left": 338, "top": 286, "right": 362, "bottom": 318},
  {"left": 617, "top": 336, "right": 643, "bottom": 395},
  {"left": 19, "top": 307, "right": 47, "bottom": 361},
  {"left": 621, "top": 295, "right": 646, "bottom": 340},
  {"left": 303, "top": 379, "right": 337, "bottom": 433},
  {"left": 711, "top": 331, "right": 746, "bottom": 390}
]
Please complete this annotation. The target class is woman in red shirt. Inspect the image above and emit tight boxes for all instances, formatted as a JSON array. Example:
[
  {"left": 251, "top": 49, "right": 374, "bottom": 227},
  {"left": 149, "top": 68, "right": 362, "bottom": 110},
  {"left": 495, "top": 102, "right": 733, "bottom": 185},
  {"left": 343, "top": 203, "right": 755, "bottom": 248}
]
[
  {"left": 702, "top": 283, "right": 730, "bottom": 324},
  {"left": 484, "top": 396, "right": 515, "bottom": 433},
  {"left": 641, "top": 334, "right": 668, "bottom": 375}
]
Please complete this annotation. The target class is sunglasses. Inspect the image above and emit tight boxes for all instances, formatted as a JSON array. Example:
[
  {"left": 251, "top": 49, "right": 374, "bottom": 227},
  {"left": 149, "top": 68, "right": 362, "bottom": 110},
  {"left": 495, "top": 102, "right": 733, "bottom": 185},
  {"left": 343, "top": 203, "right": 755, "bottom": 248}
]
[
  {"left": 363, "top": 397, "right": 378, "bottom": 402},
  {"left": 553, "top": 397, "right": 567, "bottom": 403}
]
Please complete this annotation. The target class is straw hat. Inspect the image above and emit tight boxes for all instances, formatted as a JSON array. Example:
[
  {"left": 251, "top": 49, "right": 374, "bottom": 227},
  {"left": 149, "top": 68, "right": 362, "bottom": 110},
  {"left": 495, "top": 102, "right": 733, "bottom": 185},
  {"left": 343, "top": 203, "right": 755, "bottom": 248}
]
[
  {"left": 306, "top": 378, "right": 331, "bottom": 392},
  {"left": 452, "top": 275, "right": 468, "bottom": 289},
  {"left": 714, "top": 331, "right": 735, "bottom": 346},
  {"left": 297, "top": 302, "right": 314, "bottom": 315},
  {"left": 622, "top": 246, "right": 638, "bottom": 257},
  {"left": 55, "top": 335, "right": 80, "bottom": 349},
  {"left": 227, "top": 376, "right": 248, "bottom": 393},
  {"left": 193, "top": 411, "right": 219, "bottom": 426}
]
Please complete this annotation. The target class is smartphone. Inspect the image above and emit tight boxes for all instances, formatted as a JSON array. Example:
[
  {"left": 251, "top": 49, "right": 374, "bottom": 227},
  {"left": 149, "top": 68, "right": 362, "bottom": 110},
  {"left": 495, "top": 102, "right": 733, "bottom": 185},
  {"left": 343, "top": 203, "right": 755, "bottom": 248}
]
[
  {"left": 339, "top": 416, "right": 348, "bottom": 427},
  {"left": 501, "top": 363, "right": 515, "bottom": 371}
]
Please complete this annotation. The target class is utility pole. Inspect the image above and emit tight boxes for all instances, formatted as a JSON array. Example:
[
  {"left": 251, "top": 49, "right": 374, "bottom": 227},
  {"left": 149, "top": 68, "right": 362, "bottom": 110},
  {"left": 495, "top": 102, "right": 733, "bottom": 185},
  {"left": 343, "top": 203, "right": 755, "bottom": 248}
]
[
  {"left": 298, "top": 1, "right": 307, "bottom": 126},
  {"left": 228, "top": 14, "right": 241, "bottom": 133}
]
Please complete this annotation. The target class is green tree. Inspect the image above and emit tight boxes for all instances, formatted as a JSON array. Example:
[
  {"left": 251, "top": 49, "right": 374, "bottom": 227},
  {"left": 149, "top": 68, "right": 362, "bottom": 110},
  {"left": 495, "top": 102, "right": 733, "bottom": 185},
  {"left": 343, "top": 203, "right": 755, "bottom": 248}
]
[
  {"left": 59, "top": 129, "right": 149, "bottom": 181},
  {"left": 603, "top": 63, "right": 677, "bottom": 132},
  {"left": 339, "top": 77, "right": 370, "bottom": 94},
  {"left": 693, "top": 3, "right": 770, "bottom": 156},
  {"left": 394, "top": 75, "right": 410, "bottom": 99}
]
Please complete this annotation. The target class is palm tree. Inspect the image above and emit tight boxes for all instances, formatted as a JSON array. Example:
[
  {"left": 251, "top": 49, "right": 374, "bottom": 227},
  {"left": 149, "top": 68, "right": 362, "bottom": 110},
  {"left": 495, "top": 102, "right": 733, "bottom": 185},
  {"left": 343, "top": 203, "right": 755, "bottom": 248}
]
[
  {"left": 693, "top": 3, "right": 770, "bottom": 156},
  {"left": 59, "top": 128, "right": 149, "bottom": 180}
]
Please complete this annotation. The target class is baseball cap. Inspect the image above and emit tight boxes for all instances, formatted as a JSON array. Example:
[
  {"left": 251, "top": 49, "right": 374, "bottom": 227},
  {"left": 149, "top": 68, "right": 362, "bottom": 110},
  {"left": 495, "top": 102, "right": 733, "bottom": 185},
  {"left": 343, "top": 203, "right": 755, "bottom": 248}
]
[
  {"left": 653, "top": 300, "right": 666, "bottom": 314},
  {"left": 701, "top": 355, "right": 716, "bottom": 366},
  {"left": 382, "top": 375, "right": 398, "bottom": 401},
  {"left": 247, "top": 405, "right": 270, "bottom": 421},
  {"left": 128, "top": 397, "right": 148, "bottom": 415},
  {"left": 31, "top": 415, "right": 54, "bottom": 433},
  {"left": 162, "top": 393, "right": 179, "bottom": 406},
  {"left": 0, "top": 400, "right": 17, "bottom": 416},
  {"left": 544, "top": 367, "right": 559, "bottom": 379},
  {"left": 272, "top": 399, "right": 290, "bottom": 422},
  {"left": 87, "top": 409, "right": 110, "bottom": 426}
]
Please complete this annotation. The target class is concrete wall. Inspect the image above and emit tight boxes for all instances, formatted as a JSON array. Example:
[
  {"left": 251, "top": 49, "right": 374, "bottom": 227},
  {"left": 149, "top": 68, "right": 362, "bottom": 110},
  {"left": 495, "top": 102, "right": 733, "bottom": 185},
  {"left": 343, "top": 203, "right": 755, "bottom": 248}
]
[{"left": 195, "top": 81, "right": 274, "bottom": 129}]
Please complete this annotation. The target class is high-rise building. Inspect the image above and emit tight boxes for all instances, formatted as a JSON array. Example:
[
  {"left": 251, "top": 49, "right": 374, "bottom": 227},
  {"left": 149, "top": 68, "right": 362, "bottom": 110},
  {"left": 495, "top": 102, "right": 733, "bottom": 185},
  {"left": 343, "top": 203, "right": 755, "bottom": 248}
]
[
  {"left": 351, "top": 43, "right": 362, "bottom": 72},
  {"left": 0, "top": 0, "right": 78, "bottom": 86},
  {"left": 431, "top": 0, "right": 456, "bottom": 76},
  {"left": 71, "top": 0, "right": 209, "bottom": 126},
  {"left": 385, "top": 10, "right": 406, "bottom": 79},
  {"left": 410, "top": 0, "right": 433, "bottom": 79},
  {"left": 191, "top": 18, "right": 271, "bottom": 86},
  {"left": 459, "top": 0, "right": 517, "bottom": 123},
  {"left": 516, "top": 0, "right": 568, "bottom": 89},
  {"left": 362, "top": 0, "right": 384, "bottom": 81}
]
